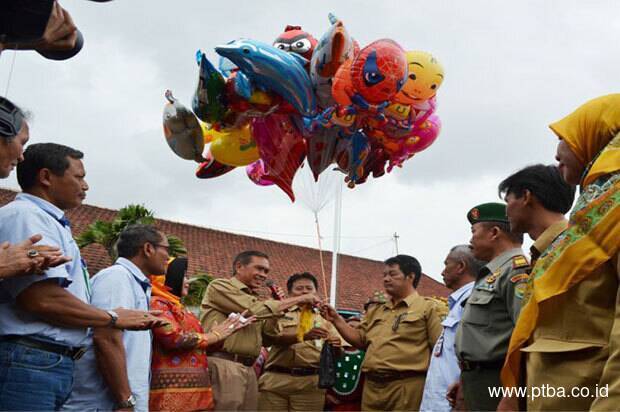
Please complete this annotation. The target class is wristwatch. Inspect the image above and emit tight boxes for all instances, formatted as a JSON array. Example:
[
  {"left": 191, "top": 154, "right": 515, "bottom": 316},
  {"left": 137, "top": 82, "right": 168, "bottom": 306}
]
[
  {"left": 116, "top": 394, "right": 136, "bottom": 409},
  {"left": 106, "top": 310, "right": 119, "bottom": 327}
]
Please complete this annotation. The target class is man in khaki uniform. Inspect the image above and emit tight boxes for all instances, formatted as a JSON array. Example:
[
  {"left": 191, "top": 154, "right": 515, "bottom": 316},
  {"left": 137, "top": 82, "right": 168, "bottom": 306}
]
[
  {"left": 200, "top": 251, "right": 320, "bottom": 411},
  {"left": 323, "top": 254, "right": 442, "bottom": 411},
  {"left": 452, "top": 202, "right": 530, "bottom": 412},
  {"left": 258, "top": 272, "right": 340, "bottom": 411},
  {"left": 497, "top": 164, "right": 620, "bottom": 411}
]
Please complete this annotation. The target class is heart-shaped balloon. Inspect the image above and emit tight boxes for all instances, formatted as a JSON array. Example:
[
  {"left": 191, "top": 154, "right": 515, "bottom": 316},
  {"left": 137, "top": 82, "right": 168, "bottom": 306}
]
[{"left": 251, "top": 114, "right": 306, "bottom": 201}]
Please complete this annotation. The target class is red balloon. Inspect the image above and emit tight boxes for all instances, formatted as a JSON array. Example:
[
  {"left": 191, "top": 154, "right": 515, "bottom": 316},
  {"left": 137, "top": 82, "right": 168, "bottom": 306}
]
[
  {"left": 332, "top": 39, "right": 407, "bottom": 107},
  {"left": 195, "top": 150, "right": 235, "bottom": 179},
  {"left": 251, "top": 114, "right": 306, "bottom": 201}
]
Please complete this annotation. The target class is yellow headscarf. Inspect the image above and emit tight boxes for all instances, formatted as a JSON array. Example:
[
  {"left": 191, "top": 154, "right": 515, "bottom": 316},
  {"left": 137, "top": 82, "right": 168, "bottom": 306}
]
[{"left": 549, "top": 93, "right": 620, "bottom": 186}]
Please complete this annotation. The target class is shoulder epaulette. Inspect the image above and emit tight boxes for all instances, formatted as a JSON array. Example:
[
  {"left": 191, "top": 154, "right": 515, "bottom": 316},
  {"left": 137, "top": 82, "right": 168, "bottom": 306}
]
[{"left": 512, "top": 255, "right": 530, "bottom": 270}]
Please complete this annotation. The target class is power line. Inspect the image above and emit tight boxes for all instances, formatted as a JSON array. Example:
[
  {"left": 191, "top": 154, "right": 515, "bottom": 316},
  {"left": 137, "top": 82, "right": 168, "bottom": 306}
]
[{"left": 349, "top": 238, "right": 394, "bottom": 255}]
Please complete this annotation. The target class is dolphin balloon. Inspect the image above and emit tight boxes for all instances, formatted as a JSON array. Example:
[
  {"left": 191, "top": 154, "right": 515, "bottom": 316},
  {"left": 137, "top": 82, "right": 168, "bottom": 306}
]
[{"left": 215, "top": 39, "right": 317, "bottom": 117}]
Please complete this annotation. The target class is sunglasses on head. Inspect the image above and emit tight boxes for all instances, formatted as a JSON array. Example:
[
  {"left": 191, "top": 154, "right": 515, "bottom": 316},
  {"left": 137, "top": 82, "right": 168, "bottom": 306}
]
[{"left": 0, "top": 97, "right": 24, "bottom": 138}]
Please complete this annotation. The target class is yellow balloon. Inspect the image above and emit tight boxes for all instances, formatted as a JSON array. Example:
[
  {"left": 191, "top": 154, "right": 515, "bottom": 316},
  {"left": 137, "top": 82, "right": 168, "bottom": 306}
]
[
  {"left": 395, "top": 50, "right": 444, "bottom": 105},
  {"left": 208, "top": 124, "right": 260, "bottom": 166}
]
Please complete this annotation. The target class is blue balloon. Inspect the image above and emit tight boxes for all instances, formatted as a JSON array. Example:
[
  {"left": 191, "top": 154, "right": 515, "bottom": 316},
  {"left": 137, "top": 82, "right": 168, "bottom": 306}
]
[{"left": 215, "top": 39, "right": 317, "bottom": 117}]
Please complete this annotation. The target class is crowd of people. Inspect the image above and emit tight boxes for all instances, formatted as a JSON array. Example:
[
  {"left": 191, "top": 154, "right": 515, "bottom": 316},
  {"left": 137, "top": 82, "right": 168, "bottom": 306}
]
[{"left": 0, "top": 2, "right": 619, "bottom": 412}]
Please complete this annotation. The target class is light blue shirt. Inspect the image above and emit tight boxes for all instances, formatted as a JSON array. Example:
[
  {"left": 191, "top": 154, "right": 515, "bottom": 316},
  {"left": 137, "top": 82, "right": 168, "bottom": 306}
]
[
  {"left": 62, "top": 258, "right": 152, "bottom": 412},
  {"left": 420, "top": 281, "right": 474, "bottom": 412},
  {"left": 0, "top": 193, "right": 90, "bottom": 346}
]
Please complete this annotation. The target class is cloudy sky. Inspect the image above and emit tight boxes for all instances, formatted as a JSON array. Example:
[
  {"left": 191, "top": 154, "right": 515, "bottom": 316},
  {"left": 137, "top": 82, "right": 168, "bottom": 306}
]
[{"left": 1, "top": 0, "right": 619, "bottom": 281}]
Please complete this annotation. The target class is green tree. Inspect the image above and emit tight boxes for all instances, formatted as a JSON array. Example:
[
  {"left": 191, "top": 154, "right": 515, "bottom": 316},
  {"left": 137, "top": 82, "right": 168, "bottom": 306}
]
[
  {"left": 76, "top": 204, "right": 187, "bottom": 259},
  {"left": 183, "top": 273, "right": 214, "bottom": 308}
]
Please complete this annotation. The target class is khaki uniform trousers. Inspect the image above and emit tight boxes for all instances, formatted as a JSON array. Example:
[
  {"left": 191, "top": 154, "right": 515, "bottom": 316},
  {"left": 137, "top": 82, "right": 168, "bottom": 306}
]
[
  {"left": 209, "top": 356, "right": 258, "bottom": 411},
  {"left": 461, "top": 367, "right": 501, "bottom": 412},
  {"left": 258, "top": 371, "right": 326, "bottom": 411},
  {"left": 526, "top": 347, "right": 608, "bottom": 411},
  {"left": 361, "top": 374, "right": 426, "bottom": 411}
]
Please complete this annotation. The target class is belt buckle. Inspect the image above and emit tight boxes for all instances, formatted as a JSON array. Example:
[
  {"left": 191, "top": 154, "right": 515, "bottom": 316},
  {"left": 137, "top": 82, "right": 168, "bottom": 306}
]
[{"left": 72, "top": 347, "right": 87, "bottom": 361}]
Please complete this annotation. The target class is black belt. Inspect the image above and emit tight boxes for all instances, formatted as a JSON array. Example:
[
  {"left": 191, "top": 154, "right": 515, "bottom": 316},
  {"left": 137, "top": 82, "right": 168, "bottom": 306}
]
[
  {"left": 0, "top": 335, "right": 87, "bottom": 361},
  {"left": 459, "top": 359, "right": 505, "bottom": 371},
  {"left": 267, "top": 365, "right": 319, "bottom": 376},
  {"left": 209, "top": 351, "right": 256, "bottom": 367},
  {"left": 366, "top": 370, "right": 425, "bottom": 382}
]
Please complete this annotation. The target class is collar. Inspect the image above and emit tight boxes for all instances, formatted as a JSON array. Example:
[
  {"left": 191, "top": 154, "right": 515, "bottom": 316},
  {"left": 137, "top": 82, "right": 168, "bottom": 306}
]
[
  {"left": 483, "top": 247, "right": 525, "bottom": 274},
  {"left": 385, "top": 290, "right": 419, "bottom": 309},
  {"left": 116, "top": 257, "right": 151, "bottom": 288},
  {"left": 531, "top": 220, "right": 568, "bottom": 258},
  {"left": 449, "top": 281, "right": 474, "bottom": 309},
  {"left": 230, "top": 276, "right": 256, "bottom": 295},
  {"left": 16, "top": 192, "right": 66, "bottom": 222}
]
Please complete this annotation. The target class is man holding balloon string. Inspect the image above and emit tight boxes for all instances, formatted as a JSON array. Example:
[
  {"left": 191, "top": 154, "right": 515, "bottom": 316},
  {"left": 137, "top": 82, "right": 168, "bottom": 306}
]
[{"left": 200, "top": 251, "right": 321, "bottom": 411}]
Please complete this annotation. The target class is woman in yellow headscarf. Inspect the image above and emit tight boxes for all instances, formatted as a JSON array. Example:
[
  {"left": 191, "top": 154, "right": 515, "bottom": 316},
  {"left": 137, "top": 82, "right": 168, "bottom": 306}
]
[{"left": 501, "top": 94, "right": 620, "bottom": 411}]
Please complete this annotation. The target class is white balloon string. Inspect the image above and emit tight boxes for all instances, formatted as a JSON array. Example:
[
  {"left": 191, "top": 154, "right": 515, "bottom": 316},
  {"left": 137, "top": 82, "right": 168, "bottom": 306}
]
[{"left": 4, "top": 50, "right": 18, "bottom": 97}]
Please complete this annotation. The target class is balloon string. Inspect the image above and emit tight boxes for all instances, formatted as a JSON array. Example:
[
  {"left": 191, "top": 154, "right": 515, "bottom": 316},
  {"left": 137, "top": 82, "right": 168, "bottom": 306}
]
[
  {"left": 314, "top": 211, "right": 329, "bottom": 301},
  {"left": 4, "top": 50, "right": 18, "bottom": 97}
]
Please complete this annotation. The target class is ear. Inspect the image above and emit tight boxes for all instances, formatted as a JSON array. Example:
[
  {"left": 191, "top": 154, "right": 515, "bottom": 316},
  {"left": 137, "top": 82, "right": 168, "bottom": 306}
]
[
  {"left": 523, "top": 189, "right": 533, "bottom": 206},
  {"left": 38, "top": 168, "right": 53, "bottom": 189},
  {"left": 490, "top": 226, "right": 501, "bottom": 241},
  {"left": 143, "top": 242, "right": 155, "bottom": 258}
]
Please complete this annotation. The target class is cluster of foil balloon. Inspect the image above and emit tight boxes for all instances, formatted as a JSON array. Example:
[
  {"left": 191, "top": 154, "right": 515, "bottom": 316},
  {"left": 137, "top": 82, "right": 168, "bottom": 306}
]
[{"left": 162, "top": 13, "right": 444, "bottom": 202}]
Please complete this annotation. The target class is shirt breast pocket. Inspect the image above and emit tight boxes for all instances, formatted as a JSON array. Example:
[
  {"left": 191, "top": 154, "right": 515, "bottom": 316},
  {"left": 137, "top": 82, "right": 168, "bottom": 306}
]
[
  {"left": 464, "top": 291, "right": 493, "bottom": 326},
  {"left": 397, "top": 313, "right": 425, "bottom": 337},
  {"left": 441, "top": 316, "right": 459, "bottom": 329},
  {"left": 280, "top": 320, "right": 298, "bottom": 333}
]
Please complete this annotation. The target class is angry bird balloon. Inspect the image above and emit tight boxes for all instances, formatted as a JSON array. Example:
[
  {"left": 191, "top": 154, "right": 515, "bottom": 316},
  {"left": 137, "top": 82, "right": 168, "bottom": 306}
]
[
  {"left": 394, "top": 50, "right": 444, "bottom": 105},
  {"left": 332, "top": 39, "right": 407, "bottom": 108},
  {"left": 273, "top": 25, "right": 317, "bottom": 61}
]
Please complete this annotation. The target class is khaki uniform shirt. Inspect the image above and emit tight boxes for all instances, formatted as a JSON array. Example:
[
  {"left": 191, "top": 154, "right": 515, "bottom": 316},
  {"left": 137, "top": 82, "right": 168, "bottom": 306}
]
[
  {"left": 200, "top": 277, "right": 281, "bottom": 358},
  {"left": 456, "top": 248, "right": 530, "bottom": 362},
  {"left": 523, "top": 220, "right": 619, "bottom": 411},
  {"left": 358, "top": 291, "right": 442, "bottom": 373},
  {"left": 263, "top": 306, "right": 339, "bottom": 369}
]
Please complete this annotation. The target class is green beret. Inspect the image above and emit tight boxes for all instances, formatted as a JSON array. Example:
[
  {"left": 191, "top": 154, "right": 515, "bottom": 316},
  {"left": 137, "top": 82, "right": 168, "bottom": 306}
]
[{"left": 467, "top": 202, "right": 509, "bottom": 224}]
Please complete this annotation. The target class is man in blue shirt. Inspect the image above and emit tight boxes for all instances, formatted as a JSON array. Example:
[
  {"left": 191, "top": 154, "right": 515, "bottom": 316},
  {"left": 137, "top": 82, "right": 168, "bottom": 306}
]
[
  {"left": 0, "top": 143, "right": 165, "bottom": 411},
  {"left": 420, "top": 245, "right": 483, "bottom": 412},
  {"left": 64, "top": 224, "right": 171, "bottom": 411}
]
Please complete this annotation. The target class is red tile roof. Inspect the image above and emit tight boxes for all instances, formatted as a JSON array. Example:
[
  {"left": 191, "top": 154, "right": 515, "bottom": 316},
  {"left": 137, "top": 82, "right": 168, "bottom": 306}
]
[{"left": 0, "top": 188, "right": 449, "bottom": 311}]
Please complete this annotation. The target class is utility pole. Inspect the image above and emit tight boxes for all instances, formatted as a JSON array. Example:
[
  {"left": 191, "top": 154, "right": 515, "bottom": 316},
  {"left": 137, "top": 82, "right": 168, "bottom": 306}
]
[{"left": 393, "top": 232, "right": 400, "bottom": 255}]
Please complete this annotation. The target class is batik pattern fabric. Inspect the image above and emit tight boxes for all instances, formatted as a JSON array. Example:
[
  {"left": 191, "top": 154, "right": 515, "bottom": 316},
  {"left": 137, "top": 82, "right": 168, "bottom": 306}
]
[{"left": 149, "top": 296, "right": 214, "bottom": 412}]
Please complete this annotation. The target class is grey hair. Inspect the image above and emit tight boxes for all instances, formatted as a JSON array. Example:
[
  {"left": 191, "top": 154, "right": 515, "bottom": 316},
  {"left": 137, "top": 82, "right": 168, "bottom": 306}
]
[{"left": 449, "top": 244, "right": 486, "bottom": 276}]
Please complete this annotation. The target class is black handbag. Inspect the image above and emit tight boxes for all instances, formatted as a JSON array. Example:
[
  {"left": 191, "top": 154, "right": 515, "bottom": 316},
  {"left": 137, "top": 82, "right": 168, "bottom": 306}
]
[{"left": 318, "top": 343, "right": 337, "bottom": 388}]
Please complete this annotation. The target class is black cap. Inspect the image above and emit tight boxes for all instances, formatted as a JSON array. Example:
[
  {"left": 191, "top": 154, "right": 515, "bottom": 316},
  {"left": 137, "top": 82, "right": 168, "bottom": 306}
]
[{"left": 0, "top": 97, "right": 24, "bottom": 138}]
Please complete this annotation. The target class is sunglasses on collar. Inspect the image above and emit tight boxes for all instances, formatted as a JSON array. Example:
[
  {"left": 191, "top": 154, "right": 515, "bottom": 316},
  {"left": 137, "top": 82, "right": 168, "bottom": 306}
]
[{"left": 0, "top": 97, "right": 24, "bottom": 138}]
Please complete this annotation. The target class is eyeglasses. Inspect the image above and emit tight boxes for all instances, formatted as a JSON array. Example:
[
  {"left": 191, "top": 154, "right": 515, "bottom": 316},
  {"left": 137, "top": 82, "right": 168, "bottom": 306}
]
[
  {"left": 153, "top": 244, "right": 171, "bottom": 254},
  {"left": 0, "top": 97, "right": 24, "bottom": 138}
]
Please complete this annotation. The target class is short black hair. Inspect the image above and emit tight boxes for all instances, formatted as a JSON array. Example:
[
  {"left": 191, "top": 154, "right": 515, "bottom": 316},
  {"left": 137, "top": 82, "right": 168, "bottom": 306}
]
[
  {"left": 165, "top": 257, "right": 188, "bottom": 297},
  {"left": 232, "top": 250, "right": 269, "bottom": 275},
  {"left": 384, "top": 255, "right": 422, "bottom": 288},
  {"left": 17, "top": 143, "right": 84, "bottom": 190},
  {"left": 286, "top": 272, "right": 319, "bottom": 292},
  {"left": 479, "top": 221, "right": 524, "bottom": 245},
  {"left": 498, "top": 164, "right": 575, "bottom": 214},
  {"left": 116, "top": 224, "right": 164, "bottom": 259}
]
